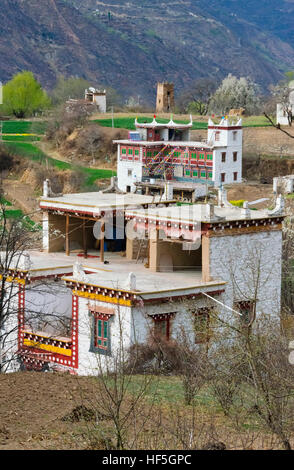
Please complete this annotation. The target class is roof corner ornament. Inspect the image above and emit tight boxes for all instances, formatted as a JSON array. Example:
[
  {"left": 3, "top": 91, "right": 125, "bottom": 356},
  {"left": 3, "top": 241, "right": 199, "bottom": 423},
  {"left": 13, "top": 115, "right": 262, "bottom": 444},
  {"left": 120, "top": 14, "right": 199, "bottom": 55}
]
[
  {"left": 218, "top": 186, "right": 234, "bottom": 208},
  {"left": 268, "top": 194, "right": 285, "bottom": 216},
  {"left": 73, "top": 262, "right": 89, "bottom": 283},
  {"left": 43, "top": 179, "right": 63, "bottom": 198}
]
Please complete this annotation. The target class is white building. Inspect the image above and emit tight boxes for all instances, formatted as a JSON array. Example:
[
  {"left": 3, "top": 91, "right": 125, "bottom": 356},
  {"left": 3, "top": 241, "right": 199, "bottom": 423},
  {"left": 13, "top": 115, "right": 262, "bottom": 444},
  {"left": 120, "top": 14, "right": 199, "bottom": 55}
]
[
  {"left": 3, "top": 188, "right": 284, "bottom": 375},
  {"left": 276, "top": 80, "right": 294, "bottom": 126},
  {"left": 114, "top": 116, "right": 243, "bottom": 194},
  {"left": 85, "top": 87, "right": 107, "bottom": 113}
]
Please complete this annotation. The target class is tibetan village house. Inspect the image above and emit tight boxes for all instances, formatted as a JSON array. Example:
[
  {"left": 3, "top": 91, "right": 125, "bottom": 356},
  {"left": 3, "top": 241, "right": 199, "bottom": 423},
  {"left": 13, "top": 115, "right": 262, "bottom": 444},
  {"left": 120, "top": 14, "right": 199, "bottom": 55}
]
[
  {"left": 3, "top": 185, "right": 284, "bottom": 375},
  {"left": 114, "top": 116, "right": 243, "bottom": 199}
]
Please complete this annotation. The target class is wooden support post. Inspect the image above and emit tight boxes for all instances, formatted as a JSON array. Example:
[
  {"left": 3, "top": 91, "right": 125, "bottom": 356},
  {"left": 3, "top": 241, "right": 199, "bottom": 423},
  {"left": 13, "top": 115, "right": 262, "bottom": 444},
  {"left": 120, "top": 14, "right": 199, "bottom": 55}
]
[
  {"left": 100, "top": 221, "right": 105, "bottom": 263},
  {"left": 66, "top": 214, "right": 70, "bottom": 256},
  {"left": 83, "top": 219, "right": 87, "bottom": 259}
]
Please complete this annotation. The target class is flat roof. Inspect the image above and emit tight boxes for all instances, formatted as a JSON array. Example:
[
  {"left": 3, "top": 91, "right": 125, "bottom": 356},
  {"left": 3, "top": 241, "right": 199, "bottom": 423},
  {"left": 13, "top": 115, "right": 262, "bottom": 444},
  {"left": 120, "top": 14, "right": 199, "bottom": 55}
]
[
  {"left": 135, "top": 181, "right": 209, "bottom": 191},
  {"left": 13, "top": 251, "right": 225, "bottom": 296},
  {"left": 61, "top": 252, "right": 225, "bottom": 297},
  {"left": 126, "top": 203, "right": 283, "bottom": 224},
  {"left": 40, "top": 192, "right": 173, "bottom": 215},
  {"left": 114, "top": 140, "right": 213, "bottom": 149}
]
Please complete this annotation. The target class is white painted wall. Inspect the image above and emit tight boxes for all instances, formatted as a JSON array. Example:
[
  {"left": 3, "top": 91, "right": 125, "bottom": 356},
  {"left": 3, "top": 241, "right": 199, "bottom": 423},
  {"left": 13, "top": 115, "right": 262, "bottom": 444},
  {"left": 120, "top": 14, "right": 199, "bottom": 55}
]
[
  {"left": 2, "top": 284, "right": 21, "bottom": 373},
  {"left": 209, "top": 230, "right": 282, "bottom": 324},
  {"left": 77, "top": 297, "right": 133, "bottom": 376},
  {"left": 94, "top": 94, "right": 106, "bottom": 113},
  {"left": 117, "top": 157, "right": 144, "bottom": 192},
  {"left": 213, "top": 145, "right": 242, "bottom": 186}
]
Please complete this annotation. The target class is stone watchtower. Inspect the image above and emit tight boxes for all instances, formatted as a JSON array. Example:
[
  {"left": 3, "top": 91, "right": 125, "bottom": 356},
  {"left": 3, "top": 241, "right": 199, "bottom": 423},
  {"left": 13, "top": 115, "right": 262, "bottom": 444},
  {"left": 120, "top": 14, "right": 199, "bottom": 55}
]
[{"left": 156, "top": 82, "right": 174, "bottom": 113}]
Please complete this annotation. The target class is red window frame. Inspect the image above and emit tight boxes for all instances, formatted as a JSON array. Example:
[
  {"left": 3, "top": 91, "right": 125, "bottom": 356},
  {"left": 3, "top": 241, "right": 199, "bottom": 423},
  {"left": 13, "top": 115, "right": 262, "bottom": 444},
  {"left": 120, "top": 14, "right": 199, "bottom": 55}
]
[
  {"left": 153, "top": 317, "right": 170, "bottom": 340},
  {"left": 94, "top": 315, "right": 109, "bottom": 350}
]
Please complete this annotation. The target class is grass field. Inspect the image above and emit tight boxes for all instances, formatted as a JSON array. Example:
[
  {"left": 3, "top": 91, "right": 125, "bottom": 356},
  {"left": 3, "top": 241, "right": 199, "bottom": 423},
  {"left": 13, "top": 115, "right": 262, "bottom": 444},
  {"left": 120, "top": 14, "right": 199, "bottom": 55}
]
[
  {"left": 94, "top": 115, "right": 272, "bottom": 131},
  {"left": 1, "top": 120, "right": 47, "bottom": 135},
  {"left": 2, "top": 135, "right": 41, "bottom": 142},
  {"left": 0, "top": 204, "right": 40, "bottom": 230}
]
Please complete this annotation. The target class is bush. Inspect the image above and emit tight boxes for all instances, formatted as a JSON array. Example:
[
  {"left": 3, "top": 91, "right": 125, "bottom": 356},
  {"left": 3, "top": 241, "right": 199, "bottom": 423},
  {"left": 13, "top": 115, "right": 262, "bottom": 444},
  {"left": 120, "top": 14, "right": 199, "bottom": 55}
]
[
  {"left": 127, "top": 338, "right": 183, "bottom": 375},
  {"left": 0, "top": 145, "right": 15, "bottom": 172}
]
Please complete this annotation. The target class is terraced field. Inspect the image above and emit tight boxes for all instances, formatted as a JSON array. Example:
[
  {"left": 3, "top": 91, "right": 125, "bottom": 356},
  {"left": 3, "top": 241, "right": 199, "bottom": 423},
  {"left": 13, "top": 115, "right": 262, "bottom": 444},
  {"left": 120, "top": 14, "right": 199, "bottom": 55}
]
[{"left": 2, "top": 121, "right": 116, "bottom": 187}]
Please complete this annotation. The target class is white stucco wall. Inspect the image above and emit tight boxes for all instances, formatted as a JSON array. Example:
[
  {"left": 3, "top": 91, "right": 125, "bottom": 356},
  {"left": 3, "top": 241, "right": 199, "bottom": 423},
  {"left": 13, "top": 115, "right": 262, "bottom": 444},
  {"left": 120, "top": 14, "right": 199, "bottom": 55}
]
[
  {"left": 209, "top": 230, "right": 282, "bottom": 324},
  {"left": 213, "top": 146, "right": 242, "bottom": 186},
  {"left": 77, "top": 297, "right": 133, "bottom": 375},
  {"left": 2, "top": 284, "right": 21, "bottom": 373},
  {"left": 94, "top": 94, "right": 106, "bottom": 113},
  {"left": 117, "top": 149, "right": 143, "bottom": 192}
]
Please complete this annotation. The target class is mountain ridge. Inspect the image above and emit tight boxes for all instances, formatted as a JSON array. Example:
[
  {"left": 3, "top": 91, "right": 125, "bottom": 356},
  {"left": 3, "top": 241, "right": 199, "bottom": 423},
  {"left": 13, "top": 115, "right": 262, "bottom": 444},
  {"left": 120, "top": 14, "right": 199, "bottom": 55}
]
[{"left": 1, "top": 0, "right": 294, "bottom": 103}]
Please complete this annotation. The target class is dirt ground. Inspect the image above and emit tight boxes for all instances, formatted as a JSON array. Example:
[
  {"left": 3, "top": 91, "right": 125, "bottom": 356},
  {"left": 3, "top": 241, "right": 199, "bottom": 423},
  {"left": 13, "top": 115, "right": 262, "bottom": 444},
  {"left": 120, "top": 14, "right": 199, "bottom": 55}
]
[
  {"left": 0, "top": 371, "right": 288, "bottom": 450},
  {"left": 226, "top": 183, "right": 274, "bottom": 209},
  {"left": 0, "top": 372, "right": 100, "bottom": 450},
  {"left": 3, "top": 178, "right": 42, "bottom": 221}
]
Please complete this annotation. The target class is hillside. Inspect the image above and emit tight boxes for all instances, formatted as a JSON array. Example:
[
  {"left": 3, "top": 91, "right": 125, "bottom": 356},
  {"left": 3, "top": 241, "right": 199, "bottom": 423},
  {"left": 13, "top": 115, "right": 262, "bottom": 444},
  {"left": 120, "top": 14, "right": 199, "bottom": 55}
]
[{"left": 1, "top": 0, "right": 294, "bottom": 103}]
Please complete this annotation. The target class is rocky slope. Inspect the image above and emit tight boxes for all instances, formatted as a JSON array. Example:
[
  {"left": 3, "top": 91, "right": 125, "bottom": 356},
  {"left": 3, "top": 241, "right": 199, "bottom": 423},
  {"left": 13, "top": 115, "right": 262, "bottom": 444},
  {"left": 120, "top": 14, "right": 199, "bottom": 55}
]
[{"left": 1, "top": 0, "right": 294, "bottom": 103}]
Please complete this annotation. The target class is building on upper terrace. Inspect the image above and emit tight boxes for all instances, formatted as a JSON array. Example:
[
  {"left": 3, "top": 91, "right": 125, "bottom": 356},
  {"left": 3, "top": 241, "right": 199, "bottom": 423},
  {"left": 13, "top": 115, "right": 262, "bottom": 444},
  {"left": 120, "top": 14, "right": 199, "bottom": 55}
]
[
  {"left": 276, "top": 80, "right": 294, "bottom": 127},
  {"left": 3, "top": 187, "right": 285, "bottom": 375},
  {"left": 156, "top": 82, "right": 175, "bottom": 113},
  {"left": 114, "top": 116, "right": 243, "bottom": 198},
  {"left": 85, "top": 87, "right": 107, "bottom": 113}
]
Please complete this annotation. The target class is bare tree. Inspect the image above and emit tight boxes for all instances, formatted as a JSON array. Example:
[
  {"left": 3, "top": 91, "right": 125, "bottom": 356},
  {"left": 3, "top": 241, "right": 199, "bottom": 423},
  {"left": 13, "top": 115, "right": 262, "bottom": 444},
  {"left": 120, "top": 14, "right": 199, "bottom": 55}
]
[
  {"left": 0, "top": 203, "right": 39, "bottom": 371},
  {"left": 75, "top": 306, "right": 157, "bottom": 450}
]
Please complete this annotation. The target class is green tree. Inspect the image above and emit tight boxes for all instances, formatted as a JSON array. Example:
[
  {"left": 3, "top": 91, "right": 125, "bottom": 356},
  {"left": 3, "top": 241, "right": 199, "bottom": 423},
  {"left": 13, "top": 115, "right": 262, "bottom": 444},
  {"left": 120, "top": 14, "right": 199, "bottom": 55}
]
[
  {"left": 1, "top": 71, "right": 50, "bottom": 118},
  {"left": 51, "top": 76, "right": 91, "bottom": 105}
]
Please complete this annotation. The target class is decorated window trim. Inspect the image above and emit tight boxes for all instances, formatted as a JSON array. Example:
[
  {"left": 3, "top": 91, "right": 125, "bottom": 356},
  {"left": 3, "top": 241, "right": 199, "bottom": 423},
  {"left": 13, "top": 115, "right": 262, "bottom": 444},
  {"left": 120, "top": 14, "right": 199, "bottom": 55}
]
[
  {"left": 89, "top": 310, "right": 113, "bottom": 356},
  {"left": 149, "top": 312, "right": 176, "bottom": 341}
]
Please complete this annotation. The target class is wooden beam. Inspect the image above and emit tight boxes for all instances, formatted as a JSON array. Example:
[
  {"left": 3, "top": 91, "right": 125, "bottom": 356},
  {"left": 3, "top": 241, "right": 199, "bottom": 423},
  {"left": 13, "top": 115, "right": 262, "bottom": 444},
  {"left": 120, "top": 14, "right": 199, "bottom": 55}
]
[
  {"left": 82, "top": 219, "right": 88, "bottom": 259},
  {"left": 100, "top": 221, "right": 105, "bottom": 263},
  {"left": 65, "top": 214, "right": 70, "bottom": 256}
]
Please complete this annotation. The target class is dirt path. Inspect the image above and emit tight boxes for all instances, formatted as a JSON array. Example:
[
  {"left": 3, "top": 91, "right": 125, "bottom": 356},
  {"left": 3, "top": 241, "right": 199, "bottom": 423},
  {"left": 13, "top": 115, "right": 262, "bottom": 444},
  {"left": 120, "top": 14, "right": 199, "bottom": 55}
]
[
  {"left": 3, "top": 179, "right": 42, "bottom": 221},
  {"left": 37, "top": 140, "right": 70, "bottom": 163}
]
